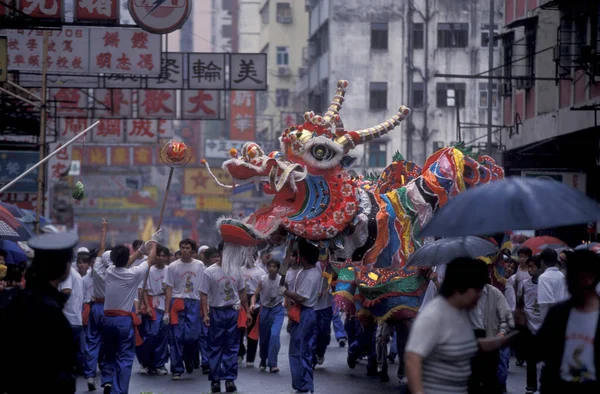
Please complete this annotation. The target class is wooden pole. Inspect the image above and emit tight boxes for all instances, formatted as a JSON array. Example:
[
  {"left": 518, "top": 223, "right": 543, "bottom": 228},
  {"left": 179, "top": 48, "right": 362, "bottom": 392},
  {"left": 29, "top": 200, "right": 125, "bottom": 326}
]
[
  {"left": 35, "top": 30, "right": 49, "bottom": 234},
  {"left": 156, "top": 167, "right": 174, "bottom": 231}
]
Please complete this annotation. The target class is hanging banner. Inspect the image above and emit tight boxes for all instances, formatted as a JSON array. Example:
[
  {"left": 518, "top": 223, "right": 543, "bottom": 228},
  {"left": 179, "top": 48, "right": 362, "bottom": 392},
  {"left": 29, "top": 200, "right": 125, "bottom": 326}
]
[
  {"left": 188, "top": 53, "right": 226, "bottom": 90},
  {"left": 19, "top": 0, "right": 64, "bottom": 20},
  {"left": 128, "top": 0, "right": 192, "bottom": 34},
  {"left": 74, "top": 0, "right": 120, "bottom": 23},
  {"left": 138, "top": 89, "right": 176, "bottom": 119},
  {"left": 147, "top": 52, "right": 184, "bottom": 89},
  {"left": 94, "top": 89, "right": 133, "bottom": 118},
  {"left": 230, "top": 91, "right": 256, "bottom": 140},
  {"left": 181, "top": 90, "right": 220, "bottom": 120},
  {"left": 230, "top": 53, "right": 267, "bottom": 90}
]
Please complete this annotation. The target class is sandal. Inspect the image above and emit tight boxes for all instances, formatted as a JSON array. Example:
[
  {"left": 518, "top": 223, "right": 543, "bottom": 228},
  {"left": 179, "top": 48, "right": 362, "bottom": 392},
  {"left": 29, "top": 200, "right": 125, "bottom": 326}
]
[{"left": 269, "top": 366, "right": 280, "bottom": 373}]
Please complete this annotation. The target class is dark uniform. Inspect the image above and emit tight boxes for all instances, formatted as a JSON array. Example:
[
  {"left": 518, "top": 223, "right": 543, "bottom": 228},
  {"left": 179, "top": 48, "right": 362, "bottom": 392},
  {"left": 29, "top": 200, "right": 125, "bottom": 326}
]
[{"left": 0, "top": 232, "right": 79, "bottom": 394}]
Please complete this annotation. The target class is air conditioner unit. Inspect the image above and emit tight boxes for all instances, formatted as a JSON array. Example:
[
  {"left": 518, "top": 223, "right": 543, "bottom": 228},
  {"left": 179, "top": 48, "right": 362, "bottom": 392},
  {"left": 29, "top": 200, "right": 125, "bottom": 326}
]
[
  {"left": 277, "top": 66, "right": 291, "bottom": 77},
  {"left": 499, "top": 82, "right": 512, "bottom": 97},
  {"left": 514, "top": 77, "right": 533, "bottom": 90}
]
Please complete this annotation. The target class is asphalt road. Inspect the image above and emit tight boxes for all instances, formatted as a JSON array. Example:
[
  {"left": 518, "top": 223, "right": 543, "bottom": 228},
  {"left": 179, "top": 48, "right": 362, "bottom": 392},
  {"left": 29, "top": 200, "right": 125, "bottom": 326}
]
[{"left": 77, "top": 320, "right": 529, "bottom": 394}]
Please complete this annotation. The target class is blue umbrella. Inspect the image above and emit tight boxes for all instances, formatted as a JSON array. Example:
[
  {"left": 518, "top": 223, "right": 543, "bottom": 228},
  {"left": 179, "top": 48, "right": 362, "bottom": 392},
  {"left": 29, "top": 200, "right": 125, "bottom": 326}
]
[
  {"left": 0, "top": 202, "right": 25, "bottom": 218},
  {"left": 0, "top": 240, "right": 28, "bottom": 265},
  {"left": 406, "top": 237, "right": 498, "bottom": 267},
  {"left": 420, "top": 177, "right": 600, "bottom": 238}
]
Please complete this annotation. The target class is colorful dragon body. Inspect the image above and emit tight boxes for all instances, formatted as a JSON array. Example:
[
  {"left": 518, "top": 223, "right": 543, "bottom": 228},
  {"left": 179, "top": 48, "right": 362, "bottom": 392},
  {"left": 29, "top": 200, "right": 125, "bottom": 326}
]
[{"left": 206, "top": 80, "right": 504, "bottom": 323}]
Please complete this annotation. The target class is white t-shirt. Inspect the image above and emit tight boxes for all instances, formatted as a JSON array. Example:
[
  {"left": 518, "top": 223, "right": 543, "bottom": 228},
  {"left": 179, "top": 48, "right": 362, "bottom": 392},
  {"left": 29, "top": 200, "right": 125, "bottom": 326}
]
[
  {"left": 560, "top": 309, "right": 599, "bottom": 383},
  {"left": 406, "top": 296, "right": 479, "bottom": 394},
  {"left": 538, "top": 267, "right": 569, "bottom": 305},
  {"left": 59, "top": 267, "right": 84, "bottom": 326},
  {"left": 285, "top": 267, "right": 301, "bottom": 289},
  {"left": 92, "top": 253, "right": 111, "bottom": 299},
  {"left": 82, "top": 273, "right": 93, "bottom": 303},
  {"left": 521, "top": 278, "right": 543, "bottom": 334},
  {"left": 243, "top": 266, "right": 265, "bottom": 295},
  {"left": 292, "top": 266, "right": 321, "bottom": 308},
  {"left": 139, "top": 265, "right": 168, "bottom": 311},
  {"left": 104, "top": 262, "right": 149, "bottom": 312},
  {"left": 259, "top": 274, "right": 284, "bottom": 308},
  {"left": 199, "top": 264, "right": 245, "bottom": 308},
  {"left": 504, "top": 285, "right": 516, "bottom": 312},
  {"left": 314, "top": 262, "right": 333, "bottom": 311},
  {"left": 164, "top": 259, "right": 205, "bottom": 300},
  {"left": 422, "top": 265, "right": 447, "bottom": 308}
]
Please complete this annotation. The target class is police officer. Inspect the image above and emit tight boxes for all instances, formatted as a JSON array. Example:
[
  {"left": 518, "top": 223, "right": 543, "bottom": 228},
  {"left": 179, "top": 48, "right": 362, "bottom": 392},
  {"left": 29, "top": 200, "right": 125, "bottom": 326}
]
[{"left": 0, "top": 232, "right": 79, "bottom": 394}]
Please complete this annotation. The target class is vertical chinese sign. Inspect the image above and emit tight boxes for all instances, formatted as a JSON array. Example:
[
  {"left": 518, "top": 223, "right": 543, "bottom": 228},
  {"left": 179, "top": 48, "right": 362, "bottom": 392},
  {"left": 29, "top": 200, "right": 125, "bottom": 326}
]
[
  {"left": 230, "top": 91, "right": 256, "bottom": 140},
  {"left": 19, "top": 0, "right": 64, "bottom": 20},
  {"left": 74, "top": 0, "right": 120, "bottom": 23}
]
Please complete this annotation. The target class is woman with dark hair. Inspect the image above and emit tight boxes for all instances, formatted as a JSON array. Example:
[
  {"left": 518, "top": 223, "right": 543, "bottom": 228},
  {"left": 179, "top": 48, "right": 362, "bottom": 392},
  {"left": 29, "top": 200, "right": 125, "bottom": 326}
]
[{"left": 405, "top": 258, "right": 515, "bottom": 394}]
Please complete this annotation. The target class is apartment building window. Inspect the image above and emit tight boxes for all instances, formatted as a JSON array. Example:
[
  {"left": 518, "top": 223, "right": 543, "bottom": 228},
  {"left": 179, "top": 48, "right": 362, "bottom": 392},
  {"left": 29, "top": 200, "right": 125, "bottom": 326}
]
[
  {"left": 413, "top": 23, "right": 424, "bottom": 49},
  {"left": 276, "top": 89, "right": 290, "bottom": 107},
  {"left": 370, "top": 82, "right": 388, "bottom": 110},
  {"left": 276, "top": 2, "right": 292, "bottom": 24},
  {"left": 478, "top": 83, "right": 498, "bottom": 108},
  {"left": 368, "top": 141, "right": 388, "bottom": 168},
  {"left": 436, "top": 83, "right": 466, "bottom": 108},
  {"left": 412, "top": 82, "right": 425, "bottom": 108},
  {"left": 502, "top": 31, "right": 514, "bottom": 82},
  {"left": 525, "top": 22, "right": 537, "bottom": 79},
  {"left": 481, "top": 24, "right": 499, "bottom": 47},
  {"left": 276, "top": 46, "right": 289, "bottom": 66},
  {"left": 371, "top": 23, "right": 389, "bottom": 50},
  {"left": 309, "top": 22, "right": 329, "bottom": 59},
  {"left": 260, "top": 1, "right": 269, "bottom": 24},
  {"left": 438, "top": 23, "right": 469, "bottom": 48}
]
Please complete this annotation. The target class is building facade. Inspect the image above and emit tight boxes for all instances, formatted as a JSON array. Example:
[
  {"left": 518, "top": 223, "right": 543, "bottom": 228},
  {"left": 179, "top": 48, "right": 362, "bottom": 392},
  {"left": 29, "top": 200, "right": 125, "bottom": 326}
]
[
  {"left": 295, "top": 0, "right": 504, "bottom": 169},
  {"left": 256, "top": 0, "right": 309, "bottom": 141},
  {"left": 501, "top": 0, "right": 600, "bottom": 244}
]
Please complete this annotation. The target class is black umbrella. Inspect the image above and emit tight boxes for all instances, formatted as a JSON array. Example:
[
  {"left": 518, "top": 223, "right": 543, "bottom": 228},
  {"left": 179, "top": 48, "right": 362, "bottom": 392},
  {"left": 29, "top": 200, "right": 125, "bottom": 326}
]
[
  {"left": 420, "top": 177, "right": 600, "bottom": 238},
  {"left": 406, "top": 237, "right": 498, "bottom": 267}
]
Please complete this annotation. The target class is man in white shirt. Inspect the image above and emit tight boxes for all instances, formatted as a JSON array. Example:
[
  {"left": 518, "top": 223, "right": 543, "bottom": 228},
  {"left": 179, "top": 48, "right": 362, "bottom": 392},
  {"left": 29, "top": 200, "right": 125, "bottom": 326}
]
[
  {"left": 101, "top": 241, "right": 156, "bottom": 394},
  {"left": 239, "top": 256, "right": 266, "bottom": 367},
  {"left": 200, "top": 243, "right": 251, "bottom": 393},
  {"left": 59, "top": 265, "right": 84, "bottom": 374},
  {"left": 164, "top": 238, "right": 207, "bottom": 379},
  {"left": 538, "top": 248, "right": 569, "bottom": 320},
  {"left": 283, "top": 239, "right": 322, "bottom": 394},
  {"left": 312, "top": 260, "right": 334, "bottom": 368},
  {"left": 520, "top": 256, "right": 544, "bottom": 394}
]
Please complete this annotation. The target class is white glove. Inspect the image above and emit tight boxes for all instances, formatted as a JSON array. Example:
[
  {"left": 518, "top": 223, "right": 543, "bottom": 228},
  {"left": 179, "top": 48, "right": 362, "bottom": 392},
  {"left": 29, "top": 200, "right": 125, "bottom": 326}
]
[
  {"left": 149, "top": 228, "right": 164, "bottom": 245},
  {"left": 277, "top": 286, "right": 286, "bottom": 296},
  {"left": 162, "top": 313, "right": 170, "bottom": 325}
]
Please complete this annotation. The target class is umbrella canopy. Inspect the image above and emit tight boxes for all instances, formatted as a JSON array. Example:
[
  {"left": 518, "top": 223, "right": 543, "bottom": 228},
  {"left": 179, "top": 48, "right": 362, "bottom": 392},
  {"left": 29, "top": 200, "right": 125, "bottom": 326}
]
[
  {"left": 0, "top": 240, "right": 28, "bottom": 265},
  {"left": 420, "top": 177, "right": 600, "bottom": 238},
  {"left": 522, "top": 236, "right": 568, "bottom": 255},
  {"left": 0, "top": 202, "right": 25, "bottom": 218},
  {"left": 0, "top": 206, "right": 34, "bottom": 241},
  {"left": 406, "top": 236, "right": 499, "bottom": 267},
  {"left": 574, "top": 242, "right": 600, "bottom": 251}
]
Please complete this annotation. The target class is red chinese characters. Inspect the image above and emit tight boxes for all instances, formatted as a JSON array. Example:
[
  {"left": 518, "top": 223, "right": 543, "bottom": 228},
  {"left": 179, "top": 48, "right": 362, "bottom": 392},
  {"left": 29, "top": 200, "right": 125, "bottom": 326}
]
[
  {"left": 60, "top": 118, "right": 88, "bottom": 141},
  {"left": 48, "top": 142, "right": 72, "bottom": 181},
  {"left": 53, "top": 89, "right": 87, "bottom": 117},
  {"left": 94, "top": 89, "right": 132, "bottom": 118},
  {"left": 75, "top": 0, "right": 119, "bottom": 22},
  {"left": 182, "top": 90, "right": 220, "bottom": 120},
  {"left": 92, "top": 119, "right": 123, "bottom": 143},
  {"left": 138, "top": 90, "right": 175, "bottom": 118},
  {"left": 127, "top": 120, "right": 156, "bottom": 143}
]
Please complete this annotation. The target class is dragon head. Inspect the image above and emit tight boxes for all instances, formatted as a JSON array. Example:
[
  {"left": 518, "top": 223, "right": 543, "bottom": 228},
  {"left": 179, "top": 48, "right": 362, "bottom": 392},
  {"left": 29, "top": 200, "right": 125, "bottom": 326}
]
[{"left": 213, "top": 80, "right": 411, "bottom": 245}]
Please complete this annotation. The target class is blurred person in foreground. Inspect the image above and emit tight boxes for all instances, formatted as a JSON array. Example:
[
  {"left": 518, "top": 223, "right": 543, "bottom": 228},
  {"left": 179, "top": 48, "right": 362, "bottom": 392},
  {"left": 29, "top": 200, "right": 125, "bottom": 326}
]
[
  {"left": 538, "top": 248, "right": 569, "bottom": 319},
  {"left": 532, "top": 249, "right": 600, "bottom": 394},
  {"left": 0, "top": 232, "right": 79, "bottom": 394},
  {"left": 405, "top": 258, "right": 516, "bottom": 394}
]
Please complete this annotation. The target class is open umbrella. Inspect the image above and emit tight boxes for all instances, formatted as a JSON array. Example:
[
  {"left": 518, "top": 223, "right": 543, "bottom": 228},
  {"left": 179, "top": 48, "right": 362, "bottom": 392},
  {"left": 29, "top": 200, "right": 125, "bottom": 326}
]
[
  {"left": 0, "top": 202, "right": 25, "bottom": 218},
  {"left": 522, "top": 236, "right": 568, "bottom": 254},
  {"left": 574, "top": 242, "right": 600, "bottom": 251},
  {"left": 0, "top": 206, "right": 34, "bottom": 241},
  {"left": 406, "top": 236, "right": 499, "bottom": 267},
  {"left": 420, "top": 177, "right": 600, "bottom": 238},
  {"left": 0, "top": 240, "right": 28, "bottom": 265}
]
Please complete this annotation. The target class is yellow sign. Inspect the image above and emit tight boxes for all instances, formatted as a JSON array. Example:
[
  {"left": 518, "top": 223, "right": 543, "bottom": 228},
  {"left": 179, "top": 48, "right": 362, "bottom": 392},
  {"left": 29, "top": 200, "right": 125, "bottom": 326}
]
[
  {"left": 0, "top": 37, "right": 7, "bottom": 82},
  {"left": 184, "top": 168, "right": 233, "bottom": 196},
  {"left": 97, "top": 186, "right": 159, "bottom": 210},
  {"left": 196, "top": 196, "right": 232, "bottom": 212}
]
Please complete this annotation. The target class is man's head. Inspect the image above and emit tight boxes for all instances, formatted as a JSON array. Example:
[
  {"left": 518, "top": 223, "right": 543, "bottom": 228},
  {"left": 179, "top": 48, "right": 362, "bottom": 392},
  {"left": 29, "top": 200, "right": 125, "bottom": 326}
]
[
  {"left": 132, "top": 240, "right": 144, "bottom": 252},
  {"left": 565, "top": 250, "right": 600, "bottom": 301},
  {"left": 266, "top": 259, "right": 280, "bottom": 276},
  {"left": 156, "top": 245, "right": 170, "bottom": 266},
  {"left": 297, "top": 239, "right": 319, "bottom": 268},
  {"left": 204, "top": 247, "right": 221, "bottom": 267},
  {"left": 76, "top": 254, "right": 90, "bottom": 276},
  {"left": 540, "top": 248, "right": 559, "bottom": 268},
  {"left": 517, "top": 246, "right": 533, "bottom": 266},
  {"left": 179, "top": 238, "right": 197, "bottom": 261},
  {"left": 0, "top": 250, "right": 6, "bottom": 265},
  {"left": 174, "top": 250, "right": 182, "bottom": 261},
  {"left": 504, "top": 258, "right": 517, "bottom": 279},
  {"left": 27, "top": 232, "right": 77, "bottom": 286},
  {"left": 439, "top": 257, "right": 489, "bottom": 310},
  {"left": 198, "top": 245, "right": 209, "bottom": 261},
  {"left": 110, "top": 245, "right": 131, "bottom": 268},
  {"left": 527, "top": 256, "right": 542, "bottom": 279}
]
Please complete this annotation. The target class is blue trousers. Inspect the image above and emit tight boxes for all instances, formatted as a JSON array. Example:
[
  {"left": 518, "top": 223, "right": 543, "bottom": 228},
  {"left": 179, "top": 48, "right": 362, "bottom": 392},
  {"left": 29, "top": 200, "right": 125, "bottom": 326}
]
[
  {"left": 198, "top": 321, "right": 209, "bottom": 369},
  {"left": 208, "top": 307, "right": 240, "bottom": 382},
  {"left": 347, "top": 318, "right": 377, "bottom": 371},
  {"left": 84, "top": 302, "right": 105, "bottom": 380},
  {"left": 169, "top": 298, "right": 203, "bottom": 374},
  {"left": 289, "top": 306, "right": 316, "bottom": 392},
  {"left": 259, "top": 305, "right": 285, "bottom": 367},
  {"left": 331, "top": 307, "right": 346, "bottom": 340},
  {"left": 137, "top": 309, "right": 169, "bottom": 369},
  {"left": 497, "top": 346, "right": 511, "bottom": 386},
  {"left": 72, "top": 325, "right": 85, "bottom": 372},
  {"left": 313, "top": 307, "right": 333, "bottom": 363},
  {"left": 101, "top": 315, "right": 135, "bottom": 394}
]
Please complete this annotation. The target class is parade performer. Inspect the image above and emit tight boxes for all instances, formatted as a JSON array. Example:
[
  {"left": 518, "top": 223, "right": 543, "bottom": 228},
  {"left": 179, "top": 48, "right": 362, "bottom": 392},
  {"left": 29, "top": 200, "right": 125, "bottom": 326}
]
[
  {"left": 200, "top": 243, "right": 252, "bottom": 393},
  {"left": 101, "top": 234, "right": 159, "bottom": 394},
  {"left": 312, "top": 258, "right": 335, "bottom": 368},
  {"left": 251, "top": 258, "right": 285, "bottom": 373},
  {"left": 239, "top": 251, "right": 265, "bottom": 367},
  {"left": 164, "top": 238, "right": 207, "bottom": 379}
]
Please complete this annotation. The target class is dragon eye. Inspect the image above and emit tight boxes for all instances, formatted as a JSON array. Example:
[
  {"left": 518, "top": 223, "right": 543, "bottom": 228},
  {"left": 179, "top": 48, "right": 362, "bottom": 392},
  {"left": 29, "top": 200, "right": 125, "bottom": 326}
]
[{"left": 311, "top": 144, "right": 335, "bottom": 161}]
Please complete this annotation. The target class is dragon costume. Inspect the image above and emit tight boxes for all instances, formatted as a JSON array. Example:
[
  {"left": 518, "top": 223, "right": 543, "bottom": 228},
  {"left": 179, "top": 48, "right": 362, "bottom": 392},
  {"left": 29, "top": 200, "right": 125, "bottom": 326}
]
[{"left": 204, "top": 80, "right": 504, "bottom": 323}]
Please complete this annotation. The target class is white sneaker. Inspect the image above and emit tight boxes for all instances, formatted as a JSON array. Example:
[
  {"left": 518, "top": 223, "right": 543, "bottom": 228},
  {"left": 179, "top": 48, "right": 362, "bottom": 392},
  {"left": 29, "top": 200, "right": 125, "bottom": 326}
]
[
  {"left": 154, "top": 367, "right": 168, "bottom": 376},
  {"left": 171, "top": 373, "right": 181, "bottom": 380},
  {"left": 317, "top": 356, "right": 325, "bottom": 365},
  {"left": 246, "top": 361, "right": 254, "bottom": 368},
  {"left": 87, "top": 377, "right": 96, "bottom": 391},
  {"left": 139, "top": 366, "right": 149, "bottom": 375},
  {"left": 238, "top": 356, "right": 243, "bottom": 364}
]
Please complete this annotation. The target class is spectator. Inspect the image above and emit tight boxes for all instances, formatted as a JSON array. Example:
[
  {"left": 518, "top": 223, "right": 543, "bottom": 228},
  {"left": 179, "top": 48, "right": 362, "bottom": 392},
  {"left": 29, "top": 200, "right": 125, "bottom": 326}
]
[{"left": 538, "top": 248, "right": 569, "bottom": 320}]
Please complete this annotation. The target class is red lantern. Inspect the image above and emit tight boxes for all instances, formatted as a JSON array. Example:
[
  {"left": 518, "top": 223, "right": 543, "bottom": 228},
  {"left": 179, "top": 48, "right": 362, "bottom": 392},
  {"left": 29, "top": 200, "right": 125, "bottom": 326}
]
[{"left": 161, "top": 140, "right": 191, "bottom": 168}]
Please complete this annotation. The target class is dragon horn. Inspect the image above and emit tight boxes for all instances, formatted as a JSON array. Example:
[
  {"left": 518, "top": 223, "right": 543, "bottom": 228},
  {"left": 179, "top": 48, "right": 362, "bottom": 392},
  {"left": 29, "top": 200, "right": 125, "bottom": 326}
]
[
  {"left": 335, "top": 106, "right": 411, "bottom": 151},
  {"left": 321, "top": 80, "right": 349, "bottom": 126},
  {"left": 201, "top": 159, "right": 233, "bottom": 189}
]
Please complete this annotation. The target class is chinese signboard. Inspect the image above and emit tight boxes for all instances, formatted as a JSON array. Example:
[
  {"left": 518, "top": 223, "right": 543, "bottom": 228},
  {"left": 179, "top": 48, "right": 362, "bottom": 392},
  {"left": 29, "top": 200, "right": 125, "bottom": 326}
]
[
  {"left": 20, "top": 73, "right": 100, "bottom": 88},
  {"left": 147, "top": 52, "right": 184, "bottom": 89},
  {"left": 93, "top": 89, "right": 133, "bottom": 118},
  {"left": 281, "top": 112, "right": 299, "bottom": 128},
  {"left": 1, "top": 27, "right": 161, "bottom": 75},
  {"left": 181, "top": 90, "right": 220, "bottom": 120},
  {"left": 59, "top": 118, "right": 88, "bottom": 141},
  {"left": 0, "top": 150, "right": 39, "bottom": 192},
  {"left": 0, "top": 37, "right": 6, "bottom": 82},
  {"left": 51, "top": 88, "right": 89, "bottom": 117},
  {"left": 97, "top": 186, "right": 159, "bottom": 210},
  {"left": 126, "top": 119, "right": 159, "bottom": 143},
  {"left": 48, "top": 142, "right": 72, "bottom": 181},
  {"left": 138, "top": 89, "right": 176, "bottom": 119},
  {"left": 183, "top": 168, "right": 233, "bottom": 196},
  {"left": 92, "top": 119, "right": 124, "bottom": 143},
  {"left": 204, "top": 139, "right": 247, "bottom": 159},
  {"left": 74, "top": 0, "right": 120, "bottom": 23},
  {"left": 230, "top": 53, "right": 267, "bottom": 90},
  {"left": 188, "top": 53, "right": 226, "bottom": 90},
  {"left": 128, "top": 0, "right": 192, "bottom": 35},
  {"left": 230, "top": 91, "right": 255, "bottom": 140},
  {"left": 19, "top": 0, "right": 64, "bottom": 20}
]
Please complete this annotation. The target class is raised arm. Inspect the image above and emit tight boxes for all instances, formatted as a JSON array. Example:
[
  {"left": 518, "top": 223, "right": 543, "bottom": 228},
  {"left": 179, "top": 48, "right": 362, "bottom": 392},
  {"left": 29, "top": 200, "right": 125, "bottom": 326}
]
[
  {"left": 250, "top": 281, "right": 262, "bottom": 309},
  {"left": 98, "top": 218, "right": 107, "bottom": 257}
]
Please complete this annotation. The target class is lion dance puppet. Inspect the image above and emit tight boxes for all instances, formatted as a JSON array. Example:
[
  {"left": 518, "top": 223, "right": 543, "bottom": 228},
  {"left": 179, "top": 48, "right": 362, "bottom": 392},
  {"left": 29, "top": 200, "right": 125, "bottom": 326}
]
[{"left": 204, "top": 80, "right": 504, "bottom": 328}]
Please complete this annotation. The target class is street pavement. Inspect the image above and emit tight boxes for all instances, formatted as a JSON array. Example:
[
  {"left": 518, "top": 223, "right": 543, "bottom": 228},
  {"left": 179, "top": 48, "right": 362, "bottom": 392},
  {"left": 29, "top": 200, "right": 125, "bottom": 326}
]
[{"left": 77, "top": 319, "right": 528, "bottom": 394}]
